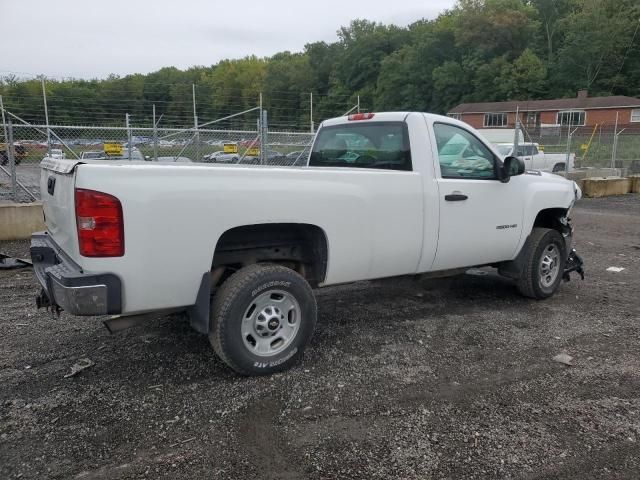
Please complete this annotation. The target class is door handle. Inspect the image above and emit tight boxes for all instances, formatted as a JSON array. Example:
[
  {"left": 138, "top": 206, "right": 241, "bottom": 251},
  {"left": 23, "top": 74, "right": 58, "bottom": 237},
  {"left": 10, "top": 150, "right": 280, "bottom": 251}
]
[
  {"left": 47, "top": 176, "right": 56, "bottom": 195},
  {"left": 445, "top": 193, "right": 468, "bottom": 201}
]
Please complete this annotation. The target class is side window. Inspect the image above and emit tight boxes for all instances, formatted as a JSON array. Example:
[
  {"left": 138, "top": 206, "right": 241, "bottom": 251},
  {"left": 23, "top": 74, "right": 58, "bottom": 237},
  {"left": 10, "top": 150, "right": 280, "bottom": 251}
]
[
  {"left": 531, "top": 146, "right": 539, "bottom": 155},
  {"left": 433, "top": 123, "right": 496, "bottom": 179},
  {"left": 515, "top": 146, "right": 527, "bottom": 156}
]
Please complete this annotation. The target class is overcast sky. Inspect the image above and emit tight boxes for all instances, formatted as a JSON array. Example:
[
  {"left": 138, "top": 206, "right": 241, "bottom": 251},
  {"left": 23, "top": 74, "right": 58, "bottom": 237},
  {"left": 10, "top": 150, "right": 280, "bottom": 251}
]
[{"left": 0, "top": 0, "right": 456, "bottom": 79}]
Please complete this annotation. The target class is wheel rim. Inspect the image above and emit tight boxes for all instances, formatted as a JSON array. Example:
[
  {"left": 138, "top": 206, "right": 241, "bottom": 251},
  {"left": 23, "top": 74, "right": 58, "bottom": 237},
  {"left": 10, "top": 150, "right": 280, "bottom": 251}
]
[
  {"left": 241, "top": 289, "right": 301, "bottom": 357},
  {"left": 539, "top": 244, "right": 561, "bottom": 288}
]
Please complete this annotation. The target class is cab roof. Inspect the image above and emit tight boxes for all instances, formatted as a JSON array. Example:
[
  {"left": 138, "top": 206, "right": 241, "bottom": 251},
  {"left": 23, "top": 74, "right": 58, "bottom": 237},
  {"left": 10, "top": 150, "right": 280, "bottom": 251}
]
[{"left": 320, "top": 112, "right": 458, "bottom": 128}]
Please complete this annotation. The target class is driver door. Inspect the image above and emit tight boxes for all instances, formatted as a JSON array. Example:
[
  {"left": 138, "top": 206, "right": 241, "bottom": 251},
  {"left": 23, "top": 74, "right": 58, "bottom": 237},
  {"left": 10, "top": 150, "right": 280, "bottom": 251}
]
[{"left": 430, "top": 122, "right": 525, "bottom": 271}]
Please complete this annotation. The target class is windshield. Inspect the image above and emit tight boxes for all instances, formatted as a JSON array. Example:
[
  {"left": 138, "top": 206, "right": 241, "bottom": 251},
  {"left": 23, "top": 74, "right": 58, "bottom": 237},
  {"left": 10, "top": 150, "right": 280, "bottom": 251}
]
[{"left": 309, "top": 122, "right": 411, "bottom": 171}]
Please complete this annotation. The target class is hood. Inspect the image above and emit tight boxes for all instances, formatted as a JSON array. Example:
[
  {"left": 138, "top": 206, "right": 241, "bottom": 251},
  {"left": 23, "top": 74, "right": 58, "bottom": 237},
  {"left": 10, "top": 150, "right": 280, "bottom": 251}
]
[{"left": 519, "top": 170, "right": 581, "bottom": 208}]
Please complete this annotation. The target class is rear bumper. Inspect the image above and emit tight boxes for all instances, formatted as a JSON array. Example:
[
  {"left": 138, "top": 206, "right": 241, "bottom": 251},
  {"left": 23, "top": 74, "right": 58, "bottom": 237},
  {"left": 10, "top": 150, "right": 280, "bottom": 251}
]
[{"left": 30, "top": 232, "right": 122, "bottom": 315}]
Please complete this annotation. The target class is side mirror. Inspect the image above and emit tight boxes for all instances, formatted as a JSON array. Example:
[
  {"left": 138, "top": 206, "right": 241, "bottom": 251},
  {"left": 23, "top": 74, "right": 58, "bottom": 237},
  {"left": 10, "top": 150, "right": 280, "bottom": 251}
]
[{"left": 500, "top": 156, "right": 525, "bottom": 183}]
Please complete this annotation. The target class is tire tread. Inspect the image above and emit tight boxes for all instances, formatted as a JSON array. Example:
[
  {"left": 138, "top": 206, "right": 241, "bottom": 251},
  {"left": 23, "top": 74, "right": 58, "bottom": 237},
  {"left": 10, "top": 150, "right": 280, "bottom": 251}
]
[
  {"left": 517, "top": 227, "right": 564, "bottom": 299},
  {"left": 210, "top": 264, "right": 315, "bottom": 375}
]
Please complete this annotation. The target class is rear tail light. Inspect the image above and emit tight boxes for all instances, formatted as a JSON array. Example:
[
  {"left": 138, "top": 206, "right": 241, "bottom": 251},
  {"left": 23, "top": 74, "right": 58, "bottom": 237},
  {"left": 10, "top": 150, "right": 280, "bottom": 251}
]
[
  {"left": 75, "top": 188, "right": 124, "bottom": 257},
  {"left": 348, "top": 113, "right": 375, "bottom": 121}
]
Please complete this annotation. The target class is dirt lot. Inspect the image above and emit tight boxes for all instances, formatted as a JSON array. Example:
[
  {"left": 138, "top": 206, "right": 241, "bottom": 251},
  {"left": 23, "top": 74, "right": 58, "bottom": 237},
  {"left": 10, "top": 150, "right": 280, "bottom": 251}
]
[{"left": 1, "top": 195, "right": 639, "bottom": 479}]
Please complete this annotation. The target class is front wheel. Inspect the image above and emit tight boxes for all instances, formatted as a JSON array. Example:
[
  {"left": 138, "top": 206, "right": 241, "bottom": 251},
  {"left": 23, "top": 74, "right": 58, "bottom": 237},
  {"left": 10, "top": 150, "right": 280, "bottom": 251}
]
[
  {"left": 517, "top": 228, "right": 566, "bottom": 299},
  {"left": 209, "top": 264, "right": 317, "bottom": 375}
]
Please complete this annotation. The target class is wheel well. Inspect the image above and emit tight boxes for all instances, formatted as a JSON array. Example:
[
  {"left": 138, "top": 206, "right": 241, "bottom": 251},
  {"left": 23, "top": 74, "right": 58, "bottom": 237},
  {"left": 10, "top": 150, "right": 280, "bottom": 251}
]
[
  {"left": 212, "top": 223, "right": 328, "bottom": 288},
  {"left": 533, "top": 208, "right": 568, "bottom": 232}
]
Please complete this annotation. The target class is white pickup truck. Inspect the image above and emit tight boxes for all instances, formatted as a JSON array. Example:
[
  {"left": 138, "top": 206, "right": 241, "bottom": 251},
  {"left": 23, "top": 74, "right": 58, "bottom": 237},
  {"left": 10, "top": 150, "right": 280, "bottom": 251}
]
[
  {"left": 31, "top": 112, "right": 584, "bottom": 375},
  {"left": 495, "top": 142, "right": 575, "bottom": 173}
]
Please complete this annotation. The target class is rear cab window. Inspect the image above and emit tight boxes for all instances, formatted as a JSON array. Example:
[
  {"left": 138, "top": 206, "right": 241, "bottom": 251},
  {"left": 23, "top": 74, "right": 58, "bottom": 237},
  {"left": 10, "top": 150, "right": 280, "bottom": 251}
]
[{"left": 309, "top": 122, "right": 412, "bottom": 171}]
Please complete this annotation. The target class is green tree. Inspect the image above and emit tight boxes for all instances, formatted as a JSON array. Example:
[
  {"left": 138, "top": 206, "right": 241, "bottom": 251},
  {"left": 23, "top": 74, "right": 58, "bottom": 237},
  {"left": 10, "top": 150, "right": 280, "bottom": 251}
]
[{"left": 553, "top": 0, "right": 640, "bottom": 94}]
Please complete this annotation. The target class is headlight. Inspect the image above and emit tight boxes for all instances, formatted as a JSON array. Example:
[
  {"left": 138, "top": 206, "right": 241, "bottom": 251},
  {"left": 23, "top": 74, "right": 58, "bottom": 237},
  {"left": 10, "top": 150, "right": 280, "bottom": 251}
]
[
  {"left": 574, "top": 181, "right": 582, "bottom": 201},
  {"left": 567, "top": 181, "right": 581, "bottom": 216}
]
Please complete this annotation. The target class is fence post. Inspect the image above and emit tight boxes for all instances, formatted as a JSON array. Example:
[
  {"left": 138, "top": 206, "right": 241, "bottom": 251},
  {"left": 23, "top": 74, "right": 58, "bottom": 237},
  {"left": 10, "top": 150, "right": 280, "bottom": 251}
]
[
  {"left": 260, "top": 109, "right": 268, "bottom": 165},
  {"left": 152, "top": 104, "right": 159, "bottom": 162},
  {"left": 310, "top": 92, "right": 314, "bottom": 133},
  {"left": 0, "top": 94, "right": 7, "bottom": 150},
  {"left": 259, "top": 93, "right": 263, "bottom": 164},
  {"left": 125, "top": 113, "right": 132, "bottom": 160},
  {"left": 611, "top": 112, "right": 619, "bottom": 169},
  {"left": 192, "top": 84, "right": 200, "bottom": 162},
  {"left": 513, "top": 107, "right": 520, "bottom": 159},
  {"left": 7, "top": 119, "right": 17, "bottom": 201},
  {"left": 42, "top": 77, "right": 51, "bottom": 156},
  {"left": 565, "top": 129, "right": 572, "bottom": 174}
]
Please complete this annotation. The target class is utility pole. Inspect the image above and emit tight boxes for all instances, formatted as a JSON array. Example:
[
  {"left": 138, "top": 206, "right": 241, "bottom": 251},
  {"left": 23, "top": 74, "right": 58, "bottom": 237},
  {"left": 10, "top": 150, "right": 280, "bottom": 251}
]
[
  {"left": 41, "top": 77, "right": 51, "bottom": 155},
  {"left": 357, "top": 95, "right": 360, "bottom": 114}
]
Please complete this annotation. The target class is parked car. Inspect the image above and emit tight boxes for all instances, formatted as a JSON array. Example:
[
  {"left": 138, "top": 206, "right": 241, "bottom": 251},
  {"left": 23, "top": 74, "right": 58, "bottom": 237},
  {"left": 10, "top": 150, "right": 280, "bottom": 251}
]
[
  {"left": 286, "top": 150, "right": 305, "bottom": 159},
  {"left": 0, "top": 143, "right": 26, "bottom": 165},
  {"left": 495, "top": 142, "right": 575, "bottom": 173},
  {"left": 106, "top": 147, "right": 146, "bottom": 161},
  {"left": 156, "top": 156, "right": 192, "bottom": 163},
  {"left": 202, "top": 150, "right": 239, "bottom": 163},
  {"left": 284, "top": 150, "right": 308, "bottom": 165},
  {"left": 31, "top": 112, "right": 584, "bottom": 376},
  {"left": 49, "top": 149, "right": 65, "bottom": 159},
  {"left": 80, "top": 151, "right": 105, "bottom": 160},
  {"left": 240, "top": 150, "right": 286, "bottom": 165}
]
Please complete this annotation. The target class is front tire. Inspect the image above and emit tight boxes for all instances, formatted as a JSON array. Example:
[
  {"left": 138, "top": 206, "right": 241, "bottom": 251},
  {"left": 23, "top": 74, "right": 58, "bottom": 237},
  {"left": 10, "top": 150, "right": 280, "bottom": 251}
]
[
  {"left": 517, "top": 228, "right": 566, "bottom": 299},
  {"left": 209, "top": 264, "right": 317, "bottom": 375}
]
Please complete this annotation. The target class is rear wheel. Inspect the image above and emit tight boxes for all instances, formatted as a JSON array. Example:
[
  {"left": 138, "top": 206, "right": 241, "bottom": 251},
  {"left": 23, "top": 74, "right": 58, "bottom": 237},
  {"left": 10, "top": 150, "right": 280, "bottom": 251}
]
[
  {"left": 552, "top": 163, "right": 565, "bottom": 173},
  {"left": 209, "top": 264, "right": 317, "bottom": 375},
  {"left": 517, "top": 228, "right": 566, "bottom": 299}
]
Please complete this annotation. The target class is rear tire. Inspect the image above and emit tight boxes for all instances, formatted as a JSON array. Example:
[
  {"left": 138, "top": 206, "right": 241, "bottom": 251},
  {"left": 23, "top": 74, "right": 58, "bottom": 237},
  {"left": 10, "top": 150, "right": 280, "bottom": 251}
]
[
  {"left": 552, "top": 163, "right": 565, "bottom": 173},
  {"left": 517, "top": 228, "right": 566, "bottom": 299},
  {"left": 209, "top": 264, "right": 317, "bottom": 375}
]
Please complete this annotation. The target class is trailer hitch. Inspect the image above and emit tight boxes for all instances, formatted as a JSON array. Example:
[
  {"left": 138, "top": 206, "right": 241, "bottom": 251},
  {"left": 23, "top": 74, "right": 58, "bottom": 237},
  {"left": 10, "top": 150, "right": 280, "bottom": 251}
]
[{"left": 563, "top": 248, "right": 585, "bottom": 281}]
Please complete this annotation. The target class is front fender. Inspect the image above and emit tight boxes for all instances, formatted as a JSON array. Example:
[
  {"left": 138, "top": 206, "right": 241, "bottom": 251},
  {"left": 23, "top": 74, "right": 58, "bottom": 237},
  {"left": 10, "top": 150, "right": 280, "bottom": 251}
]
[{"left": 513, "top": 175, "right": 576, "bottom": 258}]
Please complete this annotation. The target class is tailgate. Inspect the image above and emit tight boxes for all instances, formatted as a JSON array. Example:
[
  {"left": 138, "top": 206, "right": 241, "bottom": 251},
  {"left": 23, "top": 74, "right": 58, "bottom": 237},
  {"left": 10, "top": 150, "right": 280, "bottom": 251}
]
[{"left": 40, "top": 158, "right": 83, "bottom": 261}]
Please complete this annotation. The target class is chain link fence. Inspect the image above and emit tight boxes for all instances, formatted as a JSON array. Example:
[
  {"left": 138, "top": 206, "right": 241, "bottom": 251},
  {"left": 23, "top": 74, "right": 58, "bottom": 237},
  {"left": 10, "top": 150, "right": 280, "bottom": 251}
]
[
  {"left": 522, "top": 124, "right": 640, "bottom": 172},
  {"left": 6, "top": 105, "right": 640, "bottom": 203},
  {"left": 1, "top": 120, "right": 315, "bottom": 202}
]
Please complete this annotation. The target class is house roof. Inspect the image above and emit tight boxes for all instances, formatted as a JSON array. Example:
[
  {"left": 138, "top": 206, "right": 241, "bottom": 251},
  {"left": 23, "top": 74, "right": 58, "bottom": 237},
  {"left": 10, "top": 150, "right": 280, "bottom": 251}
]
[{"left": 448, "top": 95, "right": 640, "bottom": 114}]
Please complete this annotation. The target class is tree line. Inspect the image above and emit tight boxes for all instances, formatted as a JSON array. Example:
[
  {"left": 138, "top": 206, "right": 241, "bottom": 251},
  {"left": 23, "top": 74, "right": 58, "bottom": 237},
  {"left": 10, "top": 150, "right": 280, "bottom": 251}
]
[{"left": 1, "top": 0, "right": 639, "bottom": 131}]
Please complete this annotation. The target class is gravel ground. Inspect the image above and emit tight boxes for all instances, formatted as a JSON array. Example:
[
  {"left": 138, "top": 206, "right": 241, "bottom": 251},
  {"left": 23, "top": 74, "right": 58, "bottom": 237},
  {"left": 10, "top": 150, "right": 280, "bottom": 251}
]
[
  {"left": 0, "top": 164, "right": 41, "bottom": 203},
  {"left": 1, "top": 195, "right": 639, "bottom": 480}
]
